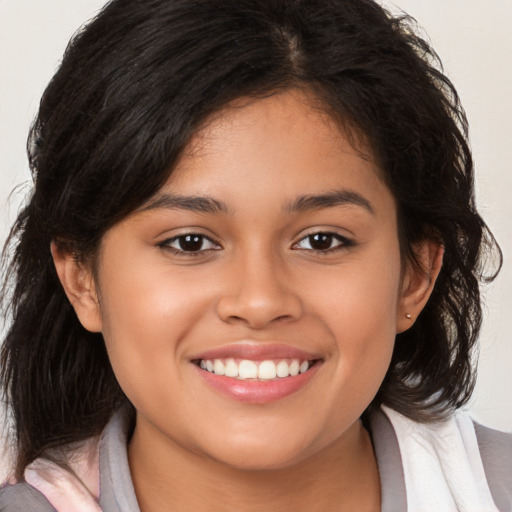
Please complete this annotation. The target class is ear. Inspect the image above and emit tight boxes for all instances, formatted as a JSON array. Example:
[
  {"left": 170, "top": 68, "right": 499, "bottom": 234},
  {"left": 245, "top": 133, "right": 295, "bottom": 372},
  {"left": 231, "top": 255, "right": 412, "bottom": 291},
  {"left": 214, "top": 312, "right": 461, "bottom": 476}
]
[
  {"left": 50, "top": 241, "right": 103, "bottom": 333},
  {"left": 396, "top": 240, "right": 444, "bottom": 333}
]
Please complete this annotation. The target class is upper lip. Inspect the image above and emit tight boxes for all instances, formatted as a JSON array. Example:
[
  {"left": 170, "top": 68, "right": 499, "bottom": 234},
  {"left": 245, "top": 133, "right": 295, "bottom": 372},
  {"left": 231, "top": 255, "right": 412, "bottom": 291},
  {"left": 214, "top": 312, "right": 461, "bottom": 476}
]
[{"left": 190, "top": 342, "right": 322, "bottom": 362}]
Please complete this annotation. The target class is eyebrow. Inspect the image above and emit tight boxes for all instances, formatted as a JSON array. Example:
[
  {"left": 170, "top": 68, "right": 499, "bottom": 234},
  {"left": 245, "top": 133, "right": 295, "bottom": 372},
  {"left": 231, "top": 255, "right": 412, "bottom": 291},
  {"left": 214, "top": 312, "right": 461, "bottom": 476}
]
[
  {"left": 141, "top": 193, "right": 230, "bottom": 214},
  {"left": 141, "top": 188, "right": 375, "bottom": 216},
  {"left": 285, "top": 189, "right": 375, "bottom": 215}
]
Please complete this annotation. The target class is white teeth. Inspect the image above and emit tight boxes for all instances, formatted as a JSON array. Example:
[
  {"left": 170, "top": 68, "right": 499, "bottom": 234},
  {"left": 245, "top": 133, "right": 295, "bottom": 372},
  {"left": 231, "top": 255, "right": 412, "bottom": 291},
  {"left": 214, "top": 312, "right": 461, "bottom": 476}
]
[
  {"left": 224, "top": 358, "right": 238, "bottom": 378},
  {"left": 258, "top": 360, "right": 277, "bottom": 380},
  {"left": 213, "top": 359, "right": 225, "bottom": 376},
  {"left": 238, "top": 360, "right": 258, "bottom": 379},
  {"left": 289, "top": 360, "right": 300, "bottom": 376},
  {"left": 276, "top": 360, "right": 289, "bottom": 378},
  {"left": 299, "top": 360, "right": 309, "bottom": 374},
  {"left": 199, "top": 358, "right": 314, "bottom": 380}
]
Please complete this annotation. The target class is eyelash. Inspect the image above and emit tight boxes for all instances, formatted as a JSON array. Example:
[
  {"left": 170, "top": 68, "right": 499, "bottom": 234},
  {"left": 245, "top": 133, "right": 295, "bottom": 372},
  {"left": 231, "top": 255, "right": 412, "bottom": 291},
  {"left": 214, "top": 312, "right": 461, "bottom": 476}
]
[
  {"left": 158, "top": 231, "right": 354, "bottom": 256},
  {"left": 292, "top": 232, "right": 354, "bottom": 254},
  {"left": 158, "top": 234, "right": 221, "bottom": 256}
]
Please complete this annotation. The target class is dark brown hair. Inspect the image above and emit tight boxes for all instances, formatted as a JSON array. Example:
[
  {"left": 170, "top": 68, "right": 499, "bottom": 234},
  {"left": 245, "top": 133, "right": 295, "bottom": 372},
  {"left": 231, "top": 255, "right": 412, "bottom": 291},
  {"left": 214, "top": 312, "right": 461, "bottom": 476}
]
[{"left": 1, "top": 0, "right": 501, "bottom": 477}]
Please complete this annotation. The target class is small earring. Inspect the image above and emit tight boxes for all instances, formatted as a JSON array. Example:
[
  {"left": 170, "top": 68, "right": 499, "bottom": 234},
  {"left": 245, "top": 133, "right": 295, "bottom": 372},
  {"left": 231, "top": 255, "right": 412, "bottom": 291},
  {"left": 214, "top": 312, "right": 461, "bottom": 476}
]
[{"left": 405, "top": 313, "right": 412, "bottom": 319}]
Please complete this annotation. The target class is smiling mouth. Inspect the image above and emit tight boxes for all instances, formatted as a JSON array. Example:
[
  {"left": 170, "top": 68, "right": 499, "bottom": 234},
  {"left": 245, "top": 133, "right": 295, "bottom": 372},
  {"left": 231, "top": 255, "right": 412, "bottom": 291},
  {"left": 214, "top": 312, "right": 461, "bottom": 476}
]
[{"left": 195, "top": 358, "right": 319, "bottom": 380}]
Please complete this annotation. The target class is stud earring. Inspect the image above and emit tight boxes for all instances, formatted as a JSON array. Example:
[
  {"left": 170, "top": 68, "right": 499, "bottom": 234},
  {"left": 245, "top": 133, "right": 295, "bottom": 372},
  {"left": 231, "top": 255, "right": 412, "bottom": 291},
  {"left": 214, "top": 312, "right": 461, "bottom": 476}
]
[{"left": 405, "top": 313, "right": 412, "bottom": 319}]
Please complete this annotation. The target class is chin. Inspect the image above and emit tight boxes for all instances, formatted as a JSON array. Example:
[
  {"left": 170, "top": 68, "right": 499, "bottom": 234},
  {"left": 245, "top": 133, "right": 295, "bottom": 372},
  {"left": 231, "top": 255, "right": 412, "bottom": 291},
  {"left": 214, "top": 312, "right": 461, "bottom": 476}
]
[
  {"left": 211, "top": 450, "right": 305, "bottom": 472},
  {"left": 200, "top": 432, "right": 317, "bottom": 472}
]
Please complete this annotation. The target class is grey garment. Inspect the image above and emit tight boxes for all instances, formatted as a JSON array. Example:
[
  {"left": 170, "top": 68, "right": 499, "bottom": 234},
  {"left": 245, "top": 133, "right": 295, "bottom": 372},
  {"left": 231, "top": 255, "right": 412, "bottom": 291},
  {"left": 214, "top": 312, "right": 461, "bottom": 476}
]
[
  {"left": 0, "top": 482, "right": 56, "bottom": 511},
  {"left": 369, "top": 410, "right": 512, "bottom": 512},
  {"left": 475, "top": 423, "right": 512, "bottom": 512},
  {"left": 369, "top": 410, "right": 407, "bottom": 512},
  {"left": 1, "top": 408, "right": 511, "bottom": 511},
  {"left": 98, "top": 407, "right": 140, "bottom": 512}
]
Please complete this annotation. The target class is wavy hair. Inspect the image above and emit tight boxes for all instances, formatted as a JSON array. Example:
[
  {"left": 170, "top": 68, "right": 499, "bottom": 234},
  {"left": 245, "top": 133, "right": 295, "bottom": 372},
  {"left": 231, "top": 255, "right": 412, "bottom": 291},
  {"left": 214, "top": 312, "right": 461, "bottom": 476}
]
[{"left": 1, "top": 0, "right": 501, "bottom": 477}]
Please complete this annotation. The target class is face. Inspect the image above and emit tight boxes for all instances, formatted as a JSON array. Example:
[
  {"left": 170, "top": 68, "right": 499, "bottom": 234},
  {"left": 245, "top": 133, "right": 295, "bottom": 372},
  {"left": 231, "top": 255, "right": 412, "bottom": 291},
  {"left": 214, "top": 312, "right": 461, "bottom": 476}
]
[{"left": 76, "top": 90, "right": 421, "bottom": 470}]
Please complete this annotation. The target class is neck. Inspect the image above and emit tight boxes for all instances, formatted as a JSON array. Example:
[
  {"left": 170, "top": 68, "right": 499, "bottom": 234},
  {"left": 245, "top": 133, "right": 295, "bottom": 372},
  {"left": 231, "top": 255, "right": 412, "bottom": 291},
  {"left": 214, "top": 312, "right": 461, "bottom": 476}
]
[{"left": 128, "top": 417, "right": 381, "bottom": 512}]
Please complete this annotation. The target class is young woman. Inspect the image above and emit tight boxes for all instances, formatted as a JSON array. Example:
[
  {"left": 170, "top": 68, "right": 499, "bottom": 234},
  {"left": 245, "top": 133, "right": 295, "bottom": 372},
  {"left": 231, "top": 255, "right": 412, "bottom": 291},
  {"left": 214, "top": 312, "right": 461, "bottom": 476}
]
[{"left": 1, "top": 0, "right": 510, "bottom": 510}]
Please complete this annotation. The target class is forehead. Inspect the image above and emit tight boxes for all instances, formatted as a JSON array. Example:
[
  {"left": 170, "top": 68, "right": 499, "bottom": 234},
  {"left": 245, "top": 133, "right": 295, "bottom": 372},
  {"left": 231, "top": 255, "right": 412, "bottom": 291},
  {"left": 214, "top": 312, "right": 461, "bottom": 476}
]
[
  {"left": 140, "top": 89, "right": 396, "bottom": 223},
  {"left": 188, "top": 90, "right": 371, "bottom": 158}
]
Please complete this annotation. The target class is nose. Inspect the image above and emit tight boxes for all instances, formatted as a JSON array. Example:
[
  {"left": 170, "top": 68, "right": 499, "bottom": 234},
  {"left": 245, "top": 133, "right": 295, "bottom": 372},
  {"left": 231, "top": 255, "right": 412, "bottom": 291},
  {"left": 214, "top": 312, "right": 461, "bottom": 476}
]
[{"left": 215, "top": 251, "right": 304, "bottom": 330}]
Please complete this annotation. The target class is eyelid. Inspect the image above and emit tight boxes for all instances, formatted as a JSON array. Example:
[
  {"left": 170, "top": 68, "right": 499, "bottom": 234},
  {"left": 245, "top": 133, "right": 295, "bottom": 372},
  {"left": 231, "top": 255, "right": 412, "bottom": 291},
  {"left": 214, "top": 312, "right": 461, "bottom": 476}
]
[
  {"left": 158, "top": 232, "right": 221, "bottom": 254},
  {"left": 292, "top": 230, "right": 354, "bottom": 252}
]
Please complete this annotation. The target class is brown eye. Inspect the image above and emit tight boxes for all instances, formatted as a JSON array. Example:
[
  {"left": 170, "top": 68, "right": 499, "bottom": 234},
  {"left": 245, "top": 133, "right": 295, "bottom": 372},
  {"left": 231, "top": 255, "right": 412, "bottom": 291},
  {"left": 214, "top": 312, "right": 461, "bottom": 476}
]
[
  {"left": 308, "top": 233, "right": 334, "bottom": 251},
  {"left": 294, "top": 232, "right": 352, "bottom": 252},
  {"left": 161, "top": 234, "right": 219, "bottom": 253},
  {"left": 178, "top": 235, "right": 204, "bottom": 251}
]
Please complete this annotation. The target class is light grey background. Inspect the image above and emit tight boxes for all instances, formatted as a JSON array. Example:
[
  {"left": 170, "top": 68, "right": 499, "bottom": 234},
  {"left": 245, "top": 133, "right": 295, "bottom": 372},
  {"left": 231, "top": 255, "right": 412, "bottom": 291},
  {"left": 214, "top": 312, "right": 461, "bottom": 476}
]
[{"left": 1, "top": 0, "right": 511, "bottom": 479}]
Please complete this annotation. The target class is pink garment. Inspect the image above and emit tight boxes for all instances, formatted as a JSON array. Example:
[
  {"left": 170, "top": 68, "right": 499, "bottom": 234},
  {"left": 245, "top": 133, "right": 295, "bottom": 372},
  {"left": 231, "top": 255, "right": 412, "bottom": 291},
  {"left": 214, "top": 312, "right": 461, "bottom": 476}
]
[{"left": 23, "top": 437, "right": 102, "bottom": 512}]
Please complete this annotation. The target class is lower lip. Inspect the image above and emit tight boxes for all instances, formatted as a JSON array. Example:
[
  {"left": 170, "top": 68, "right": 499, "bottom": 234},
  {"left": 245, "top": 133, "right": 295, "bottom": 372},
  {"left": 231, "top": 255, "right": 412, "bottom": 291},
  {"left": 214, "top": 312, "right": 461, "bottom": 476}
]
[{"left": 194, "top": 362, "right": 321, "bottom": 404}]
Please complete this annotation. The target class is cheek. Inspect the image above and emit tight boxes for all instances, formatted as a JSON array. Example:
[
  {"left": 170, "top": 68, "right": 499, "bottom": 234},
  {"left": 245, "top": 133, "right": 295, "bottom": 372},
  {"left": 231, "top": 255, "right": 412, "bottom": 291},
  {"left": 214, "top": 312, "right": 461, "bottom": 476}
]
[
  {"left": 306, "top": 249, "right": 402, "bottom": 339},
  {"left": 96, "top": 260, "right": 214, "bottom": 400},
  {"left": 305, "top": 247, "right": 401, "bottom": 395},
  {"left": 99, "top": 248, "right": 211, "bottom": 336}
]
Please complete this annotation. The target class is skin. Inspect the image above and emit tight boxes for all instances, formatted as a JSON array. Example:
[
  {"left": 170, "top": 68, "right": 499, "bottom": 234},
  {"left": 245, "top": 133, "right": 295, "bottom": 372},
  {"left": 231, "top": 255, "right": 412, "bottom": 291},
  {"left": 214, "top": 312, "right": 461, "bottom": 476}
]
[{"left": 53, "top": 89, "right": 442, "bottom": 511}]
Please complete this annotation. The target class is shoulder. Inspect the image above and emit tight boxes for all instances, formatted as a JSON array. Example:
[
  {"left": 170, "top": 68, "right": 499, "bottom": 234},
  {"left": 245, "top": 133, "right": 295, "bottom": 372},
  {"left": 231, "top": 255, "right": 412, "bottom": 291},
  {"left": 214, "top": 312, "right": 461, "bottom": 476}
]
[
  {"left": 474, "top": 422, "right": 512, "bottom": 512},
  {"left": 0, "top": 482, "right": 56, "bottom": 511},
  {"left": 372, "top": 406, "right": 512, "bottom": 512},
  {"left": 475, "top": 421, "right": 512, "bottom": 462}
]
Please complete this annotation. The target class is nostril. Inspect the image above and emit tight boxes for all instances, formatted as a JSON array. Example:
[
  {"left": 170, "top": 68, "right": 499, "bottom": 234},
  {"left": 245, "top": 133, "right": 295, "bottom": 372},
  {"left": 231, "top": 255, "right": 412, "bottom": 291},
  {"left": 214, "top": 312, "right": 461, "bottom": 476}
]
[{"left": 215, "top": 291, "right": 303, "bottom": 329}]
